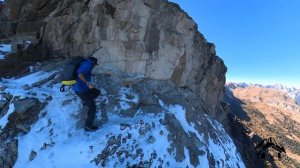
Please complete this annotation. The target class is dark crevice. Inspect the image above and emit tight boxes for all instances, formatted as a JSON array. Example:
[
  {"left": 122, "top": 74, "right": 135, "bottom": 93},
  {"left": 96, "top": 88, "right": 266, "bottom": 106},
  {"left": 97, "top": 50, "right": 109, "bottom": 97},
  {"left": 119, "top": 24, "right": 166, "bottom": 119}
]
[
  {"left": 103, "top": 1, "right": 116, "bottom": 18},
  {"left": 38, "top": 0, "right": 52, "bottom": 10}
]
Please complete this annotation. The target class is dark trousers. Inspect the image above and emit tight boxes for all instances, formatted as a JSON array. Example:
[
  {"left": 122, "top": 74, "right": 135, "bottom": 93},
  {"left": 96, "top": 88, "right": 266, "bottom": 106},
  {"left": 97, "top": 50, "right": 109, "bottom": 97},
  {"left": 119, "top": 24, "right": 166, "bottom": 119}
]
[{"left": 75, "top": 88, "right": 100, "bottom": 127}]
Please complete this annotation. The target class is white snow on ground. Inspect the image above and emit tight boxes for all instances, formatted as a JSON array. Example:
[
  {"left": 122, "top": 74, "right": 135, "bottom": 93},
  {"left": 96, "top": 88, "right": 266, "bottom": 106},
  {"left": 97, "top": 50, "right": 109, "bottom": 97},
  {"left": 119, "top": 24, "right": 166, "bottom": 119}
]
[
  {"left": 0, "top": 70, "right": 245, "bottom": 167},
  {"left": 159, "top": 100, "right": 205, "bottom": 141},
  {"left": 0, "top": 44, "right": 11, "bottom": 60},
  {"left": 2, "top": 71, "right": 54, "bottom": 86},
  {"left": 0, "top": 102, "right": 15, "bottom": 129},
  {"left": 206, "top": 115, "right": 245, "bottom": 167},
  {"left": 118, "top": 87, "right": 139, "bottom": 111},
  {"left": 160, "top": 100, "right": 245, "bottom": 168},
  {"left": 119, "top": 87, "right": 139, "bottom": 103},
  {"left": 1, "top": 71, "right": 58, "bottom": 99},
  {"left": 0, "top": 44, "right": 11, "bottom": 52},
  {"left": 11, "top": 87, "right": 182, "bottom": 167},
  {"left": 0, "top": 72, "right": 179, "bottom": 167}
]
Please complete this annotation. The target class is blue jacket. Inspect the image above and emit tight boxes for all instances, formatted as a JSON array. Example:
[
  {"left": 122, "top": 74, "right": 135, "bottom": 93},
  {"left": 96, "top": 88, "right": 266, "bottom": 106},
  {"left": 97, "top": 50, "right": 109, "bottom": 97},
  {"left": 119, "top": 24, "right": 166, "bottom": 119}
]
[{"left": 73, "top": 59, "right": 94, "bottom": 93}]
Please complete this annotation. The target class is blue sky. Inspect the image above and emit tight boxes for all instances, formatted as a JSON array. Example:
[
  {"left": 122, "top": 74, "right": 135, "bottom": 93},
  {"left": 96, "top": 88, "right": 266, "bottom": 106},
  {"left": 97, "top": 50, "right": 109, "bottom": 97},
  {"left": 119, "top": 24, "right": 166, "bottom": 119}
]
[{"left": 170, "top": 0, "right": 300, "bottom": 88}]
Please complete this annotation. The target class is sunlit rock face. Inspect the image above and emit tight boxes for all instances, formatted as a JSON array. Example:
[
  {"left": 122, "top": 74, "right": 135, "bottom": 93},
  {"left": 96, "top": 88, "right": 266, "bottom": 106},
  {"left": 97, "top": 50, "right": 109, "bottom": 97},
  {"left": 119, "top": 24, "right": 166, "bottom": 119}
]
[{"left": 0, "top": 0, "right": 226, "bottom": 116}]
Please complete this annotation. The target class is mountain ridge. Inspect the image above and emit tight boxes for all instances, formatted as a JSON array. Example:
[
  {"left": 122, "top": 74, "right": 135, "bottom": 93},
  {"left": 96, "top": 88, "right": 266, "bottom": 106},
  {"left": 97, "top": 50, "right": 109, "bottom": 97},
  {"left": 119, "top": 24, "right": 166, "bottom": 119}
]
[
  {"left": 224, "top": 82, "right": 300, "bottom": 168},
  {"left": 226, "top": 82, "right": 300, "bottom": 106}
]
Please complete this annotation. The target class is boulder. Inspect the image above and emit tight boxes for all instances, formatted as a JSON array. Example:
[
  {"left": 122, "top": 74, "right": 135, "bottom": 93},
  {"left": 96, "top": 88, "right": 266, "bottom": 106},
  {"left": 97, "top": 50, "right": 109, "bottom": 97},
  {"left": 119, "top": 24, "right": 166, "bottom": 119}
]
[
  {"left": 13, "top": 98, "right": 38, "bottom": 114},
  {"left": 4, "top": 98, "right": 44, "bottom": 138},
  {"left": 29, "top": 150, "right": 37, "bottom": 161}
]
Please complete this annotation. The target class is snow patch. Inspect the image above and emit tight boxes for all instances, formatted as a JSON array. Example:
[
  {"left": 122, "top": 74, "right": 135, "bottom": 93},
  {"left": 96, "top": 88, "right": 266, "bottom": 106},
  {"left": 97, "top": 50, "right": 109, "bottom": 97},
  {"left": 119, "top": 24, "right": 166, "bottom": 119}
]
[
  {"left": 119, "top": 101, "right": 131, "bottom": 110},
  {"left": 1, "top": 71, "right": 57, "bottom": 100},
  {"left": 0, "top": 70, "right": 246, "bottom": 167},
  {"left": 118, "top": 87, "right": 139, "bottom": 111},
  {"left": 0, "top": 74, "right": 173, "bottom": 167},
  {"left": 159, "top": 99, "right": 245, "bottom": 168},
  {"left": 0, "top": 44, "right": 11, "bottom": 60},
  {"left": 2, "top": 71, "right": 53, "bottom": 86},
  {"left": 0, "top": 55, "right": 5, "bottom": 60},
  {"left": 119, "top": 87, "right": 139, "bottom": 103},
  {"left": 207, "top": 116, "right": 245, "bottom": 167},
  {"left": 159, "top": 100, "right": 204, "bottom": 140},
  {"left": 0, "top": 44, "right": 11, "bottom": 53},
  {"left": 0, "top": 102, "right": 15, "bottom": 129}
]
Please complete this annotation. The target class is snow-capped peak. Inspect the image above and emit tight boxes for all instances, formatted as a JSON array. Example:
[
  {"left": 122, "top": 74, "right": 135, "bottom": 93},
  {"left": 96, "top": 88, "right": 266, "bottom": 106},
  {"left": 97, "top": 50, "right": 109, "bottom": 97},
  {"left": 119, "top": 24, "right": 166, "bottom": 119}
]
[{"left": 226, "top": 82, "right": 300, "bottom": 105}]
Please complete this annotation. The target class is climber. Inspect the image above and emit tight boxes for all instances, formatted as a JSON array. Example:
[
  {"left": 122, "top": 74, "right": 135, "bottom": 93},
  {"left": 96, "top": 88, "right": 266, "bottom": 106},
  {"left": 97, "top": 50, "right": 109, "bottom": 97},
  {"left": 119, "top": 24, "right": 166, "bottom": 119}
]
[{"left": 73, "top": 56, "right": 101, "bottom": 131}]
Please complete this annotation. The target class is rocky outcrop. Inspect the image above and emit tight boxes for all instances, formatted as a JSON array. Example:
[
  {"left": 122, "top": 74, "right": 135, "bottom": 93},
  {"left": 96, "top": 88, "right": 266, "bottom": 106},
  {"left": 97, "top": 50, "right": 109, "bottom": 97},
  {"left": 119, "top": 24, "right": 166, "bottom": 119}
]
[
  {"left": 0, "top": 0, "right": 226, "bottom": 117},
  {"left": 0, "top": 139, "right": 18, "bottom": 168},
  {"left": 0, "top": 0, "right": 59, "bottom": 39},
  {"left": 89, "top": 73, "right": 244, "bottom": 167},
  {"left": 0, "top": 62, "right": 244, "bottom": 167},
  {"left": 0, "top": 96, "right": 45, "bottom": 168}
]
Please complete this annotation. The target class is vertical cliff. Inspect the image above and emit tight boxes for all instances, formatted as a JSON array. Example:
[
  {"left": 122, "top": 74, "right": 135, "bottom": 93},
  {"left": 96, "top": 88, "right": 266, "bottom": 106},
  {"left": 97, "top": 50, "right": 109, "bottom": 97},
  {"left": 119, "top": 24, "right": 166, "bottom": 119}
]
[{"left": 0, "top": 0, "right": 226, "bottom": 117}]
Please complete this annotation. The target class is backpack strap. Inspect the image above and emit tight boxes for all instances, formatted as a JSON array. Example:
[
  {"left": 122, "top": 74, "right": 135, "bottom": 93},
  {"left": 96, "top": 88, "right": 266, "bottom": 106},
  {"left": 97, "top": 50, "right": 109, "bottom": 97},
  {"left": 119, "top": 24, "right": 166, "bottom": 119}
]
[
  {"left": 60, "top": 85, "right": 66, "bottom": 92},
  {"left": 60, "top": 85, "right": 73, "bottom": 92}
]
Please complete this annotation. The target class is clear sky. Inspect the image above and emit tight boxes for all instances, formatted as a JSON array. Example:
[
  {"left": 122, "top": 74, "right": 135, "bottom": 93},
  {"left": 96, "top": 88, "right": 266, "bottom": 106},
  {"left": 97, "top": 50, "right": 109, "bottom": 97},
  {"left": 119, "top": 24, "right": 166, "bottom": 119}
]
[{"left": 170, "top": 0, "right": 300, "bottom": 88}]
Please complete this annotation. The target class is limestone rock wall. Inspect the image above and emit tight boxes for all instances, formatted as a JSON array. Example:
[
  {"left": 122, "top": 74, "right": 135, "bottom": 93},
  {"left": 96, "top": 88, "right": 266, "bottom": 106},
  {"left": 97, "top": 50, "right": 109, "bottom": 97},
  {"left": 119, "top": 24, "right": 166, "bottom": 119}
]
[{"left": 0, "top": 0, "right": 226, "bottom": 115}]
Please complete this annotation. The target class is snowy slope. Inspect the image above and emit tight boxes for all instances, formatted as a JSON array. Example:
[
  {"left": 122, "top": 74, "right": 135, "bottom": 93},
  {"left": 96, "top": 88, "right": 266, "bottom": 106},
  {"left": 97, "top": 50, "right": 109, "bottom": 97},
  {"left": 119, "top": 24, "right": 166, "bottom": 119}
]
[
  {"left": 0, "top": 44, "right": 12, "bottom": 60},
  {"left": 0, "top": 71, "right": 245, "bottom": 168}
]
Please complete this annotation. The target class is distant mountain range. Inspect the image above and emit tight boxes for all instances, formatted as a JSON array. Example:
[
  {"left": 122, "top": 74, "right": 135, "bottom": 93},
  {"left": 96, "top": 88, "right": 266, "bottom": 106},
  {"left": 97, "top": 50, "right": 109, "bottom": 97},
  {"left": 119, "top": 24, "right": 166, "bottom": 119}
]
[
  {"left": 224, "top": 82, "right": 300, "bottom": 167},
  {"left": 226, "top": 82, "right": 300, "bottom": 105}
]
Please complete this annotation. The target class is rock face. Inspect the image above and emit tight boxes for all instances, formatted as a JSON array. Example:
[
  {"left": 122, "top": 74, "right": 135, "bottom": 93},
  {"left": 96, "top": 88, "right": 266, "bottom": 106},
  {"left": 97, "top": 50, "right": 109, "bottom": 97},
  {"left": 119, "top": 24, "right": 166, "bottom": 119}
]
[
  {"left": 0, "top": 0, "right": 226, "bottom": 116},
  {"left": 88, "top": 74, "right": 244, "bottom": 167}
]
